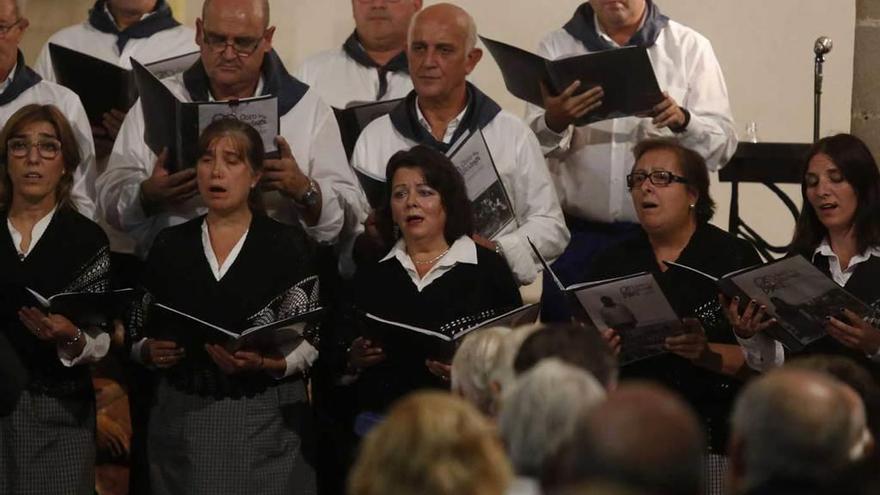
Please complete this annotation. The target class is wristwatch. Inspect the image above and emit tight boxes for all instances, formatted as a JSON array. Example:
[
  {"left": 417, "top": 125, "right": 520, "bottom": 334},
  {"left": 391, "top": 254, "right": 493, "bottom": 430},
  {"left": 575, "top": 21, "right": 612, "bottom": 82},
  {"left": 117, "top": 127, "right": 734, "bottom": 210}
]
[{"left": 295, "top": 178, "right": 319, "bottom": 208}]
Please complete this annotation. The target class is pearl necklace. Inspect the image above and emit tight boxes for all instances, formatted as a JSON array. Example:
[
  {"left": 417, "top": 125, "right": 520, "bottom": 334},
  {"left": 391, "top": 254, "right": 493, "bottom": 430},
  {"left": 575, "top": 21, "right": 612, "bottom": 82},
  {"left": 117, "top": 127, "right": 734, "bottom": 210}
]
[{"left": 411, "top": 248, "right": 450, "bottom": 265}]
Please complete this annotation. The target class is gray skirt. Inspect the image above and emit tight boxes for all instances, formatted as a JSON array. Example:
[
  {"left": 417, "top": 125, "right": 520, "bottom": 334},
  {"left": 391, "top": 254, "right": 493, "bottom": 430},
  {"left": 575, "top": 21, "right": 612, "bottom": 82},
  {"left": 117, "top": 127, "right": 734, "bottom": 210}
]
[
  {"left": 0, "top": 390, "right": 96, "bottom": 495},
  {"left": 148, "top": 376, "right": 317, "bottom": 495}
]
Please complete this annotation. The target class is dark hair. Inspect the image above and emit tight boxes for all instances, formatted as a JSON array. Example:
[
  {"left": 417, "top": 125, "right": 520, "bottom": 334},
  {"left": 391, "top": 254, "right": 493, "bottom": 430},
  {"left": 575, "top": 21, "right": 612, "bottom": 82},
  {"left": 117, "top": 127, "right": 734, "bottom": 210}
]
[
  {"left": 513, "top": 324, "right": 618, "bottom": 389},
  {"left": 377, "top": 145, "right": 474, "bottom": 245},
  {"left": 0, "top": 104, "right": 82, "bottom": 211},
  {"left": 195, "top": 117, "right": 265, "bottom": 212},
  {"left": 790, "top": 134, "right": 880, "bottom": 255},
  {"left": 632, "top": 138, "right": 715, "bottom": 224}
]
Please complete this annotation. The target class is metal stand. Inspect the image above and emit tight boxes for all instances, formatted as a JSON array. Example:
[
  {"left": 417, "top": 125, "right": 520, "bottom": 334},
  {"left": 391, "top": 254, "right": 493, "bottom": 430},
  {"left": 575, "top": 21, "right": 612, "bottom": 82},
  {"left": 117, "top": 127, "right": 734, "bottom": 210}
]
[{"left": 813, "top": 52, "right": 826, "bottom": 143}]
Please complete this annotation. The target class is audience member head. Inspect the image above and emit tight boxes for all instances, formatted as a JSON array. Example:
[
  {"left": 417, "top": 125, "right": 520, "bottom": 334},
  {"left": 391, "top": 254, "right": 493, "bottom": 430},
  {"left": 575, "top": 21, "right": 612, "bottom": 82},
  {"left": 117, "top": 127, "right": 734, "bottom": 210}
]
[
  {"left": 791, "top": 133, "right": 880, "bottom": 255},
  {"left": 451, "top": 326, "right": 512, "bottom": 417},
  {"left": 629, "top": 139, "right": 715, "bottom": 242},
  {"left": 196, "top": 0, "right": 274, "bottom": 98},
  {"left": 407, "top": 3, "right": 481, "bottom": 106},
  {"left": 728, "top": 368, "right": 863, "bottom": 493},
  {"left": 549, "top": 382, "right": 704, "bottom": 495},
  {"left": 348, "top": 391, "right": 512, "bottom": 495},
  {"left": 0, "top": 0, "right": 27, "bottom": 75},
  {"left": 589, "top": 0, "right": 647, "bottom": 32},
  {"left": 352, "top": 0, "right": 421, "bottom": 54},
  {"left": 487, "top": 325, "right": 542, "bottom": 402},
  {"left": 0, "top": 104, "right": 81, "bottom": 212},
  {"left": 513, "top": 324, "right": 619, "bottom": 389},
  {"left": 108, "top": 0, "right": 159, "bottom": 30},
  {"left": 499, "top": 359, "right": 606, "bottom": 479},
  {"left": 378, "top": 145, "right": 473, "bottom": 246},
  {"left": 195, "top": 118, "right": 265, "bottom": 214}
]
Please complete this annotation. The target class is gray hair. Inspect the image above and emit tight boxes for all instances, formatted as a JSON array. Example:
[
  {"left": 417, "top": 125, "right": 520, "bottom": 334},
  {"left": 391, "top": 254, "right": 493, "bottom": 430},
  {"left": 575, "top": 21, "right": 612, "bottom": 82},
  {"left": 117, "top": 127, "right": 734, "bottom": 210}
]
[
  {"left": 451, "top": 326, "right": 511, "bottom": 416},
  {"left": 488, "top": 325, "right": 541, "bottom": 397},
  {"left": 407, "top": 3, "right": 478, "bottom": 53},
  {"left": 499, "top": 358, "right": 606, "bottom": 477},
  {"left": 731, "top": 369, "right": 856, "bottom": 489}
]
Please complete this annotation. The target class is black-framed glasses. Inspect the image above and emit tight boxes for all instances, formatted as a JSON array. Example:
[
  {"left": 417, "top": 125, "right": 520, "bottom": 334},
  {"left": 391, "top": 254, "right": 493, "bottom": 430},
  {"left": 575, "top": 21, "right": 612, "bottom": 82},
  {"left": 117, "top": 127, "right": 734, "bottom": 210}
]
[
  {"left": 8, "top": 138, "right": 62, "bottom": 159},
  {"left": 626, "top": 170, "right": 689, "bottom": 189},
  {"left": 0, "top": 18, "right": 21, "bottom": 38},
  {"left": 201, "top": 29, "right": 264, "bottom": 57}
]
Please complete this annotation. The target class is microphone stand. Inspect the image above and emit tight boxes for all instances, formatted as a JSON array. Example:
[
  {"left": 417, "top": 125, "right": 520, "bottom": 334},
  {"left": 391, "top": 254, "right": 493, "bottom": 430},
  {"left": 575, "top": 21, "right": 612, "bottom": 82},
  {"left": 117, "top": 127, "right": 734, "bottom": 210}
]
[{"left": 813, "top": 48, "right": 826, "bottom": 143}]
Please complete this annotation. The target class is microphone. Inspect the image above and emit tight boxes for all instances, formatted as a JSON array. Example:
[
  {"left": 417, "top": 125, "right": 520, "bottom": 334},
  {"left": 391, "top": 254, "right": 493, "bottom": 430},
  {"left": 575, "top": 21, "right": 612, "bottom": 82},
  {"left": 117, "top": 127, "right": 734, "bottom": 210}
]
[{"left": 814, "top": 36, "right": 833, "bottom": 56}]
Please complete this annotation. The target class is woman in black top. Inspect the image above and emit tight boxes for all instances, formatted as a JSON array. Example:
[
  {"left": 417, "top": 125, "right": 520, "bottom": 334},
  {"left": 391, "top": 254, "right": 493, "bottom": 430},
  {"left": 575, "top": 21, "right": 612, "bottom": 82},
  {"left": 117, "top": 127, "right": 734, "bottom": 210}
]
[
  {"left": 587, "top": 139, "right": 758, "bottom": 492},
  {"left": 349, "top": 145, "right": 522, "bottom": 414},
  {"left": 128, "top": 119, "right": 320, "bottom": 494},
  {"left": 0, "top": 104, "right": 110, "bottom": 495},
  {"left": 788, "top": 134, "right": 880, "bottom": 377}
]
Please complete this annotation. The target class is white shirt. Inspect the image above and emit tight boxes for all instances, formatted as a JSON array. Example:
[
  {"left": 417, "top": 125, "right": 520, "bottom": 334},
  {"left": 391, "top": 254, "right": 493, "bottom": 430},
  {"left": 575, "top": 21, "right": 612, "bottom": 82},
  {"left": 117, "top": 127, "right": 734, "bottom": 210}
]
[
  {"left": 7, "top": 207, "right": 110, "bottom": 366},
  {"left": 97, "top": 71, "right": 363, "bottom": 258},
  {"left": 351, "top": 104, "right": 570, "bottom": 285},
  {"left": 525, "top": 19, "right": 737, "bottom": 223},
  {"left": 131, "top": 218, "right": 319, "bottom": 378},
  {"left": 0, "top": 61, "right": 15, "bottom": 93},
  {"left": 414, "top": 97, "right": 467, "bottom": 144},
  {"left": 0, "top": 73, "right": 97, "bottom": 221},
  {"left": 294, "top": 47, "right": 413, "bottom": 109},
  {"left": 813, "top": 238, "right": 880, "bottom": 287},
  {"left": 33, "top": 19, "right": 197, "bottom": 82},
  {"left": 380, "top": 235, "right": 478, "bottom": 292}
]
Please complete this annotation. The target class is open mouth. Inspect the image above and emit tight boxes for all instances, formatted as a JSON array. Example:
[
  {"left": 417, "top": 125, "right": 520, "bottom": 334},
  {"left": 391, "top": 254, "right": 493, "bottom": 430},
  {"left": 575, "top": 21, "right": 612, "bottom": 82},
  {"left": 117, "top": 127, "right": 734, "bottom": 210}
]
[
  {"left": 818, "top": 202, "right": 838, "bottom": 211},
  {"left": 640, "top": 201, "right": 659, "bottom": 210},
  {"left": 208, "top": 185, "right": 227, "bottom": 194},
  {"left": 22, "top": 172, "right": 43, "bottom": 180},
  {"left": 405, "top": 214, "right": 425, "bottom": 224}
]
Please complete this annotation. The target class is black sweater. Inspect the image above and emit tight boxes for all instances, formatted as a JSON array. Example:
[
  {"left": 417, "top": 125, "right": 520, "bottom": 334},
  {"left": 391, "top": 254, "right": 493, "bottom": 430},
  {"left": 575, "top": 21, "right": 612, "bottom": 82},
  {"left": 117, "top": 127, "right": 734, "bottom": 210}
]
[{"left": 353, "top": 243, "right": 522, "bottom": 412}]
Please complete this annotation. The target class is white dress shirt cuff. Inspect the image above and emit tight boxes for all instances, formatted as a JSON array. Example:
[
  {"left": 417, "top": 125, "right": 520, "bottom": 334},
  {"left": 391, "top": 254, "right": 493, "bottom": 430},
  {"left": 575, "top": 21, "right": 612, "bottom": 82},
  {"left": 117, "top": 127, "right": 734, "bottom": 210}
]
[
  {"left": 533, "top": 113, "right": 573, "bottom": 154},
  {"left": 59, "top": 328, "right": 110, "bottom": 367},
  {"left": 300, "top": 178, "right": 345, "bottom": 245},
  {"left": 736, "top": 333, "right": 784, "bottom": 372},
  {"left": 130, "top": 337, "right": 148, "bottom": 364},
  {"left": 270, "top": 339, "right": 319, "bottom": 379},
  {"left": 118, "top": 181, "right": 150, "bottom": 232},
  {"left": 496, "top": 232, "right": 538, "bottom": 286}
]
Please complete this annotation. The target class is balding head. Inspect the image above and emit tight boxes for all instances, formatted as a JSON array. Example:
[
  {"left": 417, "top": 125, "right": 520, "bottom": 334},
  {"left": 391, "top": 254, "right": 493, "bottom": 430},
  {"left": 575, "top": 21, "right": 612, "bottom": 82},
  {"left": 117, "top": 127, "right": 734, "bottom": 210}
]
[
  {"left": 406, "top": 3, "right": 481, "bottom": 106},
  {"left": 202, "top": 0, "right": 269, "bottom": 29},
  {"left": 729, "top": 369, "right": 861, "bottom": 492},
  {"left": 550, "top": 382, "right": 704, "bottom": 495}
]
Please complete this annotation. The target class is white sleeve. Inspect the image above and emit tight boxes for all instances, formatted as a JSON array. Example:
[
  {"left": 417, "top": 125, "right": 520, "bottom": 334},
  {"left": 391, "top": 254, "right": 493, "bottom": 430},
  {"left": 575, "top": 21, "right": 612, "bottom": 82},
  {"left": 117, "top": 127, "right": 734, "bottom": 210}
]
[
  {"left": 267, "top": 340, "right": 319, "bottom": 379},
  {"left": 736, "top": 333, "right": 784, "bottom": 372},
  {"left": 58, "top": 328, "right": 110, "bottom": 367},
  {"left": 33, "top": 42, "right": 55, "bottom": 82},
  {"left": 674, "top": 38, "right": 737, "bottom": 172},
  {"left": 299, "top": 102, "right": 366, "bottom": 245},
  {"left": 95, "top": 99, "right": 157, "bottom": 243},
  {"left": 494, "top": 125, "right": 570, "bottom": 285},
  {"left": 64, "top": 92, "right": 98, "bottom": 221}
]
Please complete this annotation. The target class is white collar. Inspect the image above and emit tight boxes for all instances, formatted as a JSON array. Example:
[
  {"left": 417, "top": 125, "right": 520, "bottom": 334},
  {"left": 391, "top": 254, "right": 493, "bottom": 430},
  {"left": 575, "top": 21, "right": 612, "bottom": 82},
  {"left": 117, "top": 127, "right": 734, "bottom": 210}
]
[
  {"left": 201, "top": 218, "right": 249, "bottom": 281},
  {"left": 812, "top": 237, "right": 880, "bottom": 286},
  {"left": 0, "top": 61, "right": 17, "bottom": 93},
  {"left": 103, "top": 3, "right": 155, "bottom": 31},
  {"left": 380, "top": 235, "right": 478, "bottom": 292},
  {"left": 593, "top": 11, "right": 648, "bottom": 48},
  {"left": 7, "top": 205, "right": 58, "bottom": 259},
  {"left": 414, "top": 97, "right": 468, "bottom": 144}
]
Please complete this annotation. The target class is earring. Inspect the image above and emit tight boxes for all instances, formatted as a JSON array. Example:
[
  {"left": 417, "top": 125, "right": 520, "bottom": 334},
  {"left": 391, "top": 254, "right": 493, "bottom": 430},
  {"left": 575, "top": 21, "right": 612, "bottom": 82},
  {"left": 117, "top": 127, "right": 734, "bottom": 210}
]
[
  {"left": 251, "top": 183, "right": 256, "bottom": 189},
  {"left": 688, "top": 204, "right": 696, "bottom": 209}
]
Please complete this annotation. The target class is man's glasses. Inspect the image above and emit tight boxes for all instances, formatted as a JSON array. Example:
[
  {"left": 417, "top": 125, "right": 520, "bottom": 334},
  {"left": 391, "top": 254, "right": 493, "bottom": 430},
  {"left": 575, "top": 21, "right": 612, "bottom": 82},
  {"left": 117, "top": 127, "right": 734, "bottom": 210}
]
[
  {"left": 0, "top": 18, "right": 21, "bottom": 38},
  {"left": 201, "top": 30, "right": 264, "bottom": 57},
  {"left": 8, "top": 138, "right": 62, "bottom": 160},
  {"left": 626, "top": 170, "right": 689, "bottom": 190}
]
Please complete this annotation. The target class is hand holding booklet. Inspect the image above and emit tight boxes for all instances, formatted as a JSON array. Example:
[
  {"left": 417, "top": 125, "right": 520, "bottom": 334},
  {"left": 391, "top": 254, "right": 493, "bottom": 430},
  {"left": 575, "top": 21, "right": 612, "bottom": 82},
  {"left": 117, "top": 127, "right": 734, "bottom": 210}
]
[
  {"left": 481, "top": 36, "right": 664, "bottom": 125},
  {"left": 665, "top": 255, "right": 874, "bottom": 351},
  {"left": 529, "top": 239, "right": 682, "bottom": 364},
  {"left": 359, "top": 303, "right": 540, "bottom": 362},
  {"left": 24, "top": 287, "right": 135, "bottom": 329},
  {"left": 148, "top": 304, "right": 325, "bottom": 354}
]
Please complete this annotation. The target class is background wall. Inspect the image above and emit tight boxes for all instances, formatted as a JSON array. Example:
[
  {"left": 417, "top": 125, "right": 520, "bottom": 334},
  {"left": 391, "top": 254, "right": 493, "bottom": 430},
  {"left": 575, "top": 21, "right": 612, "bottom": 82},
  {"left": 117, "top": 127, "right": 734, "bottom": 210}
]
[{"left": 21, "top": 0, "right": 857, "bottom": 249}]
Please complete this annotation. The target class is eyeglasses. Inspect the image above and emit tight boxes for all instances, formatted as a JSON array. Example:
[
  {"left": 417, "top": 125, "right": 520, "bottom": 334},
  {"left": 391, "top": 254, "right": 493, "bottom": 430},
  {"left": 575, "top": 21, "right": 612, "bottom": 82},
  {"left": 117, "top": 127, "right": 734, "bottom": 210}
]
[
  {"left": 201, "top": 29, "right": 264, "bottom": 57},
  {"left": 8, "top": 138, "right": 62, "bottom": 160},
  {"left": 355, "top": 0, "right": 404, "bottom": 3},
  {"left": 0, "top": 18, "right": 21, "bottom": 38},
  {"left": 626, "top": 170, "right": 689, "bottom": 189}
]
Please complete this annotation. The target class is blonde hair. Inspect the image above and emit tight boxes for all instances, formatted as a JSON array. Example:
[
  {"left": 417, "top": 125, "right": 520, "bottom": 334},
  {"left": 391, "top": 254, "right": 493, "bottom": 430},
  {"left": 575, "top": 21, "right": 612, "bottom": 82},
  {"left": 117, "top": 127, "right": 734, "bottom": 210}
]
[
  {"left": 451, "top": 326, "right": 511, "bottom": 416},
  {"left": 349, "top": 391, "right": 512, "bottom": 495}
]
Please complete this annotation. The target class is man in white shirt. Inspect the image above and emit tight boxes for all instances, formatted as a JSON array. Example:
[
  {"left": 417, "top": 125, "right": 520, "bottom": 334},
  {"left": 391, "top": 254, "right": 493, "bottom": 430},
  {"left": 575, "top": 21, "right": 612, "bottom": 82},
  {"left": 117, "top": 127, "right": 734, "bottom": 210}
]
[
  {"left": 34, "top": 0, "right": 197, "bottom": 160},
  {"left": 352, "top": 3, "right": 569, "bottom": 286},
  {"left": 528, "top": 0, "right": 736, "bottom": 320},
  {"left": 97, "top": 0, "right": 363, "bottom": 259},
  {"left": 0, "top": 0, "right": 96, "bottom": 220},
  {"left": 295, "top": 0, "right": 421, "bottom": 109}
]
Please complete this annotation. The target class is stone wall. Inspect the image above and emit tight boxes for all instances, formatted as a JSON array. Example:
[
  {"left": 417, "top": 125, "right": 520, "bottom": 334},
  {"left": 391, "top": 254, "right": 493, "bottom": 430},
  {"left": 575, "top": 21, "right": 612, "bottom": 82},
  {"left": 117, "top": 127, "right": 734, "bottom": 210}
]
[{"left": 852, "top": 0, "right": 880, "bottom": 157}]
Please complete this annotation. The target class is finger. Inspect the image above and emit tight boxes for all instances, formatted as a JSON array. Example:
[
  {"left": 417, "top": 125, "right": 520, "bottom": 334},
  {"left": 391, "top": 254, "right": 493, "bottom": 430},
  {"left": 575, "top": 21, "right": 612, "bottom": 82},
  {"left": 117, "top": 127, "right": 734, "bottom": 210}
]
[
  {"left": 91, "top": 124, "right": 109, "bottom": 137},
  {"left": 559, "top": 80, "right": 582, "bottom": 98},
  {"left": 167, "top": 178, "right": 199, "bottom": 198},
  {"left": 109, "top": 109, "right": 128, "bottom": 121},
  {"left": 741, "top": 300, "right": 757, "bottom": 322},
  {"left": 827, "top": 326, "right": 860, "bottom": 348},
  {"left": 359, "top": 347, "right": 385, "bottom": 357},
  {"left": 361, "top": 354, "right": 386, "bottom": 366},
  {"left": 151, "top": 340, "right": 180, "bottom": 350},
  {"left": 275, "top": 136, "right": 294, "bottom": 160},
  {"left": 652, "top": 105, "right": 678, "bottom": 126},
  {"left": 260, "top": 170, "right": 289, "bottom": 181},
  {"left": 261, "top": 159, "right": 286, "bottom": 172},
  {"left": 152, "top": 149, "right": 170, "bottom": 176},
  {"left": 569, "top": 85, "right": 604, "bottom": 106},
  {"left": 165, "top": 168, "right": 198, "bottom": 185},
  {"left": 573, "top": 99, "right": 603, "bottom": 118},
  {"left": 840, "top": 308, "right": 869, "bottom": 328}
]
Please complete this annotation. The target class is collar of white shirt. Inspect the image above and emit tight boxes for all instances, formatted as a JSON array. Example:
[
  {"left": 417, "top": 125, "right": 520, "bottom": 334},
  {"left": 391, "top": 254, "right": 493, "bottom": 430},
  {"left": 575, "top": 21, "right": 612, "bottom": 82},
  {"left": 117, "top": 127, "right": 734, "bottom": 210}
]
[
  {"left": 593, "top": 11, "right": 648, "bottom": 48},
  {"left": 380, "top": 235, "right": 478, "bottom": 292},
  {"left": 0, "top": 61, "right": 17, "bottom": 93},
  {"left": 206, "top": 77, "right": 265, "bottom": 102},
  {"left": 7, "top": 205, "right": 58, "bottom": 259},
  {"left": 812, "top": 237, "right": 880, "bottom": 286},
  {"left": 201, "top": 218, "right": 249, "bottom": 281},
  {"left": 103, "top": 3, "right": 155, "bottom": 30},
  {"left": 414, "top": 97, "right": 468, "bottom": 145}
]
